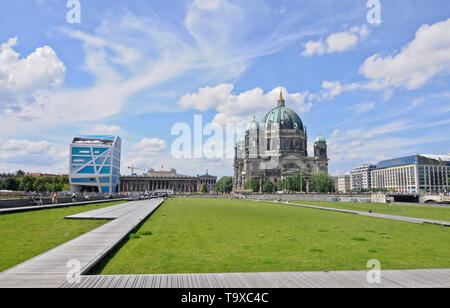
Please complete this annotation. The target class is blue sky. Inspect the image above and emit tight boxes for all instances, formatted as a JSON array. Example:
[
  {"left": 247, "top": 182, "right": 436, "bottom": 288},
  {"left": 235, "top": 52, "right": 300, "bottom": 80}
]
[{"left": 0, "top": 0, "right": 449, "bottom": 178}]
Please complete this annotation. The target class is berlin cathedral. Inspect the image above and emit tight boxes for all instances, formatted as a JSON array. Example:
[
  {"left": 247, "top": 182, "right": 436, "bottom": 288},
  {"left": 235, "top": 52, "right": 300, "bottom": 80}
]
[{"left": 233, "top": 89, "right": 328, "bottom": 192}]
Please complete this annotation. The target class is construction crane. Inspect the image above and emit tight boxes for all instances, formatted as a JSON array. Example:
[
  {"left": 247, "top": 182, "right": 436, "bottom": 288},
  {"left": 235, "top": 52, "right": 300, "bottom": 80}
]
[{"left": 127, "top": 164, "right": 146, "bottom": 177}]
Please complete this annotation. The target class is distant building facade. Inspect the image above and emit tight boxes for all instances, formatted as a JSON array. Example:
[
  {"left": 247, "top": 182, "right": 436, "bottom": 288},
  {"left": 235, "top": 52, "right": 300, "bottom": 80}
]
[
  {"left": 350, "top": 164, "right": 376, "bottom": 191},
  {"left": 234, "top": 90, "right": 328, "bottom": 192},
  {"left": 371, "top": 154, "right": 450, "bottom": 193},
  {"left": 119, "top": 169, "right": 216, "bottom": 193},
  {"left": 69, "top": 135, "right": 121, "bottom": 194},
  {"left": 336, "top": 174, "right": 351, "bottom": 193}
]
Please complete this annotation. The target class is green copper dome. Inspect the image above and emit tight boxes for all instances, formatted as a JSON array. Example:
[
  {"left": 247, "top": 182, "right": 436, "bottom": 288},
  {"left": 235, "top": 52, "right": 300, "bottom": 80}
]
[
  {"left": 262, "top": 93, "right": 304, "bottom": 132},
  {"left": 314, "top": 135, "right": 326, "bottom": 143},
  {"left": 248, "top": 116, "right": 260, "bottom": 130}
]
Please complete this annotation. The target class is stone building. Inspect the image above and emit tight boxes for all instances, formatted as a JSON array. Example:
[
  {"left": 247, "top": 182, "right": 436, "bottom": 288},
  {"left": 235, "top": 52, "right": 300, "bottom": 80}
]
[
  {"left": 119, "top": 168, "right": 216, "bottom": 193},
  {"left": 233, "top": 90, "right": 329, "bottom": 192}
]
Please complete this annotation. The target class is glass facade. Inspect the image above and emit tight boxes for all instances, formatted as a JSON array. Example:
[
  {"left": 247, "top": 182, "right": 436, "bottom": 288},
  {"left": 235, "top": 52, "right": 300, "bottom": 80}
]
[
  {"left": 69, "top": 135, "right": 121, "bottom": 193},
  {"left": 372, "top": 154, "right": 450, "bottom": 193}
]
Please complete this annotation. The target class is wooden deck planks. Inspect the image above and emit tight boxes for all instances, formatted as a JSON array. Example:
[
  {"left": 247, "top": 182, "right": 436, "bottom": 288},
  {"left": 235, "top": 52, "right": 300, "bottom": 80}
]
[
  {"left": 63, "top": 269, "right": 450, "bottom": 288},
  {"left": 0, "top": 198, "right": 165, "bottom": 288}
]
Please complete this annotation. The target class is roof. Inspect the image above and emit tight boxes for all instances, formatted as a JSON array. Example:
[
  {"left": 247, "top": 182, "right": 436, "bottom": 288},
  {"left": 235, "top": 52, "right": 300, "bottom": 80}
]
[
  {"left": 314, "top": 135, "right": 326, "bottom": 143},
  {"left": 376, "top": 154, "right": 450, "bottom": 169},
  {"left": 262, "top": 105, "right": 304, "bottom": 131},
  {"left": 72, "top": 135, "right": 119, "bottom": 145}
]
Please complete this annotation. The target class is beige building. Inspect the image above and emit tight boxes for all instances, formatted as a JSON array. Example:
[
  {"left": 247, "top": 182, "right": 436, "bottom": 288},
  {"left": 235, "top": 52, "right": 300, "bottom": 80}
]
[
  {"left": 120, "top": 169, "right": 216, "bottom": 193},
  {"left": 336, "top": 175, "right": 351, "bottom": 193},
  {"left": 371, "top": 154, "right": 450, "bottom": 193}
]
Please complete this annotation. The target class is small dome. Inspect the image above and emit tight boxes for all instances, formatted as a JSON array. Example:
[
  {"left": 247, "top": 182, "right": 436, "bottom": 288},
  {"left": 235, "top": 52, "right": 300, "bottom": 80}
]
[
  {"left": 314, "top": 135, "right": 326, "bottom": 143},
  {"left": 248, "top": 117, "right": 260, "bottom": 130}
]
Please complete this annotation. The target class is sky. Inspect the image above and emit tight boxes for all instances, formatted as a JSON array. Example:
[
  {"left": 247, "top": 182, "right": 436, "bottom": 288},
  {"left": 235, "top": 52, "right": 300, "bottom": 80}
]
[{"left": 0, "top": 0, "right": 449, "bottom": 178}]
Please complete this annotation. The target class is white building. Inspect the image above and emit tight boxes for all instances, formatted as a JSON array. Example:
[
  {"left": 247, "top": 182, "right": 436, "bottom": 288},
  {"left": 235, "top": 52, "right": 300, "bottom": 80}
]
[
  {"left": 371, "top": 154, "right": 450, "bottom": 193},
  {"left": 69, "top": 135, "right": 121, "bottom": 194},
  {"left": 350, "top": 164, "right": 376, "bottom": 191},
  {"left": 336, "top": 174, "right": 351, "bottom": 193}
]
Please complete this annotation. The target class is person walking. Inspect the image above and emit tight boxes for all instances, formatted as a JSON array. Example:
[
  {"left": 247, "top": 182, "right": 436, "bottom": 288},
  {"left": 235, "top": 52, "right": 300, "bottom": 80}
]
[
  {"left": 52, "top": 193, "right": 58, "bottom": 204},
  {"left": 72, "top": 192, "right": 76, "bottom": 203}
]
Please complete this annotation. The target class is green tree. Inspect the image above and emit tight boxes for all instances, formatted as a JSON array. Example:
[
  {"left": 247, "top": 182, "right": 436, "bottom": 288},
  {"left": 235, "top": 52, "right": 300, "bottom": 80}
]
[
  {"left": 34, "top": 177, "right": 47, "bottom": 193},
  {"left": 15, "top": 170, "right": 26, "bottom": 178},
  {"left": 277, "top": 179, "right": 286, "bottom": 191},
  {"left": 310, "top": 173, "right": 334, "bottom": 193},
  {"left": 215, "top": 176, "right": 233, "bottom": 193},
  {"left": 3, "top": 177, "right": 20, "bottom": 191},
  {"left": 291, "top": 173, "right": 304, "bottom": 192},
  {"left": 20, "top": 175, "right": 36, "bottom": 192},
  {"left": 248, "top": 177, "right": 260, "bottom": 192},
  {"left": 262, "top": 180, "right": 274, "bottom": 193},
  {"left": 199, "top": 184, "right": 207, "bottom": 193}
]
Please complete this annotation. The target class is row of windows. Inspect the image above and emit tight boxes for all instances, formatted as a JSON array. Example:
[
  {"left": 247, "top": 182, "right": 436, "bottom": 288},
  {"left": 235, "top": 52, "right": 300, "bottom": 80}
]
[
  {"left": 71, "top": 156, "right": 112, "bottom": 165},
  {"left": 72, "top": 147, "right": 109, "bottom": 156}
]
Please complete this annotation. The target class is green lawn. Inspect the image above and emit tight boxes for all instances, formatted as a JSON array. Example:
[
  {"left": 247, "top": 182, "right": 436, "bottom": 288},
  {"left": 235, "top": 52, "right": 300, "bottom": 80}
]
[
  {"left": 0, "top": 201, "right": 126, "bottom": 272},
  {"left": 291, "top": 200, "right": 450, "bottom": 221},
  {"left": 92, "top": 198, "right": 450, "bottom": 275}
]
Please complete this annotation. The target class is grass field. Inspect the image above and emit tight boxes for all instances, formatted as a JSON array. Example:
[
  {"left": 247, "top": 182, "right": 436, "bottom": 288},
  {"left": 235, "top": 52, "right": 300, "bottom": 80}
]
[
  {"left": 92, "top": 198, "right": 450, "bottom": 275},
  {"left": 0, "top": 200, "right": 126, "bottom": 272},
  {"left": 291, "top": 200, "right": 450, "bottom": 221}
]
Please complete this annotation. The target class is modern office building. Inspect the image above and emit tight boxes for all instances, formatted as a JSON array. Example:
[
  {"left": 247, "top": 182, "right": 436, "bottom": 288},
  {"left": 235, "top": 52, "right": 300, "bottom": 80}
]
[
  {"left": 336, "top": 174, "right": 351, "bottom": 193},
  {"left": 371, "top": 154, "right": 450, "bottom": 193},
  {"left": 119, "top": 169, "right": 216, "bottom": 193},
  {"left": 350, "top": 164, "right": 376, "bottom": 191},
  {"left": 69, "top": 135, "right": 121, "bottom": 194}
]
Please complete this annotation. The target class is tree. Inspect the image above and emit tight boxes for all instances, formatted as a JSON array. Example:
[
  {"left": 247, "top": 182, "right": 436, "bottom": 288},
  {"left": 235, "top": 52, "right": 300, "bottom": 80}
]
[
  {"left": 262, "top": 180, "right": 274, "bottom": 193},
  {"left": 20, "top": 175, "right": 36, "bottom": 192},
  {"left": 199, "top": 184, "right": 207, "bottom": 193},
  {"left": 248, "top": 177, "right": 260, "bottom": 192},
  {"left": 215, "top": 176, "right": 233, "bottom": 193},
  {"left": 3, "top": 177, "right": 20, "bottom": 191},
  {"left": 277, "top": 179, "right": 286, "bottom": 191},
  {"left": 291, "top": 173, "right": 304, "bottom": 192},
  {"left": 310, "top": 173, "right": 334, "bottom": 193},
  {"left": 34, "top": 177, "right": 47, "bottom": 193},
  {"left": 15, "top": 170, "right": 26, "bottom": 178}
]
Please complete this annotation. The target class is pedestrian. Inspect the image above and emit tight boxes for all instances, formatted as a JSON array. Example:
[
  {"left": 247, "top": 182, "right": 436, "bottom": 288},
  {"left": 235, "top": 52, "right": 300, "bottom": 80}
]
[
  {"left": 52, "top": 193, "right": 58, "bottom": 204},
  {"left": 72, "top": 192, "right": 76, "bottom": 203}
]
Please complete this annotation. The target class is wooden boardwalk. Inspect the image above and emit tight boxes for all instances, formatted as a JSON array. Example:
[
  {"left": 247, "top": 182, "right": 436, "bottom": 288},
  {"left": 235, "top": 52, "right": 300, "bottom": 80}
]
[
  {"left": 263, "top": 201, "right": 450, "bottom": 227},
  {"left": 0, "top": 198, "right": 130, "bottom": 215},
  {"left": 61, "top": 269, "right": 450, "bottom": 288},
  {"left": 0, "top": 198, "right": 164, "bottom": 288}
]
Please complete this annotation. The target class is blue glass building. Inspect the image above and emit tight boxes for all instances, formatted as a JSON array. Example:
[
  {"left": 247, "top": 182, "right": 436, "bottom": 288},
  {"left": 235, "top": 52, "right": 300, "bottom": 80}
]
[{"left": 69, "top": 136, "right": 121, "bottom": 194}]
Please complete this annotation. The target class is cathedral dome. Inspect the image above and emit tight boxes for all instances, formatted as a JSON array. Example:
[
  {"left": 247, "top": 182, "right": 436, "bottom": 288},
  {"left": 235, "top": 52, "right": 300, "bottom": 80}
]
[
  {"left": 248, "top": 116, "right": 260, "bottom": 130},
  {"left": 261, "top": 90, "right": 304, "bottom": 132}
]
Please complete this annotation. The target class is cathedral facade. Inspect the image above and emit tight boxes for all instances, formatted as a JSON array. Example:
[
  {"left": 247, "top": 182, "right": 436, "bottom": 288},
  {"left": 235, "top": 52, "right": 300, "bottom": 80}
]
[{"left": 233, "top": 90, "right": 328, "bottom": 192}]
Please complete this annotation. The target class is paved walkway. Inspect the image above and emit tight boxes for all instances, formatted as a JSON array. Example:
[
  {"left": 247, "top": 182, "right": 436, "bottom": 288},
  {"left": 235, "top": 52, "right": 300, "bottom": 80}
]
[
  {"left": 263, "top": 201, "right": 450, "bottom": 226},
  {"left": 61, "top": 268, "right": 450, "bottom": 288},
  {"left": 0, "top": 198, "right": 130, "bottom": 215},
  {"left": 0, "top": 198, "right": 164, "bottom": 288}
]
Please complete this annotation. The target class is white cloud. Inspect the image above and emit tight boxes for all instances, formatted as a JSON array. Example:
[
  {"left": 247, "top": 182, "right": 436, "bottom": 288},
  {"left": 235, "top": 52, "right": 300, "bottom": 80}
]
[
  {"left": 132, "top": 138, "right": 167, "bottom": 154},
  {"left": 302, "top": 25, "right": 369, "bottom": 56},
  {"left": 360, "top": 18, "right": 450, "bottom": 90},
  {"left": 321, "top": 80, "right": 360, "bottom": 100},
  {"left": 0, "top": 37, "right": 66, "bottom": 107},
  {"left": 0, "top": 138, "right": 67, "bottom": 172},
  {"left": 178, "top": 84, "right": 312, "bottom": 126},
  {"left": 91, "top": 124, "right": 121, "bottom": 134},
  {"left": 351, "top": 102, "right": 375, "bottom": 114}
]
